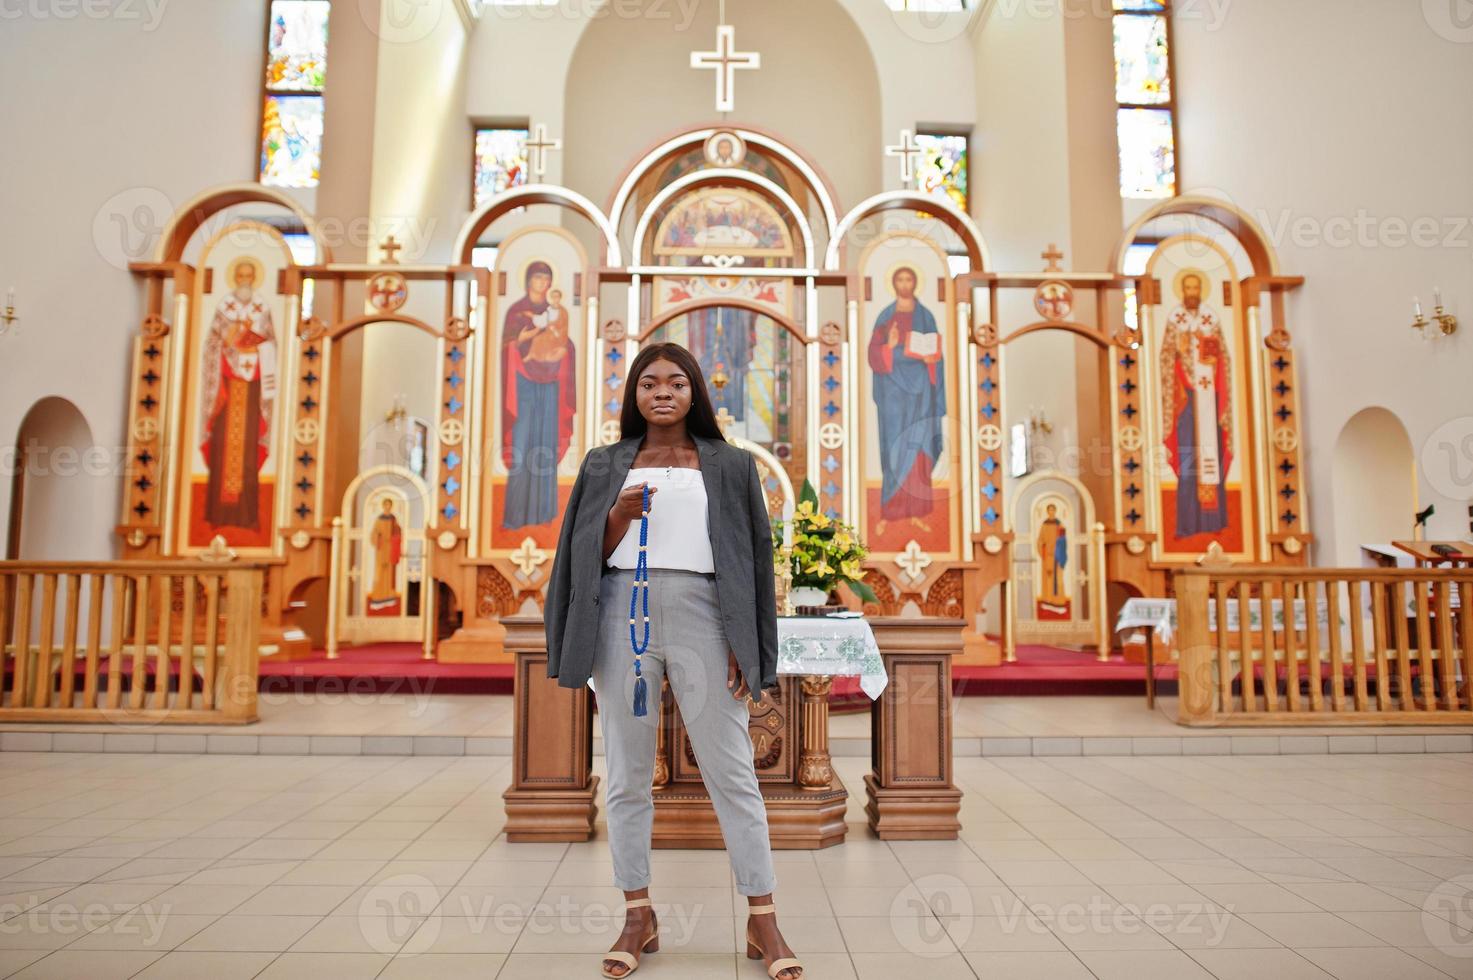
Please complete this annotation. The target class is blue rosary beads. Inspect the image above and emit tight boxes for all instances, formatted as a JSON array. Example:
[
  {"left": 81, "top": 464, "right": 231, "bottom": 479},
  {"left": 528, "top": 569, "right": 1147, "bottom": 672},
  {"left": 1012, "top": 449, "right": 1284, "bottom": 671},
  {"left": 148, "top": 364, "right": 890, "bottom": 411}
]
[{"left": 627, "top": 482, "right": 651, "bottom": 716}]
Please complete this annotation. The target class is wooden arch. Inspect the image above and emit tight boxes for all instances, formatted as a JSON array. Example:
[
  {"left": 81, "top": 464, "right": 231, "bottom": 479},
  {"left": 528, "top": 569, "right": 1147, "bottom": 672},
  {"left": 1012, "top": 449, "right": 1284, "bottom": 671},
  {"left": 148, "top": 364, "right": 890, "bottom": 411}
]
[
  {"left": 451, "top": 184, "right": 620, "bottom": 267},
  {"left": 152, "top": 183, "right": 330, "bottom": 265},
  {"left": 605, "top": 122, "right": 843, "bottom": 242},
  {"left": 638, "top": 297, "right": 809, "bottom": 345},
  {"left": 322, "top": 313, "right": 445, "bottom": 342},
  {"left": 631, "top": 168, "right": 816, "bottom": 268},
  {"left": 1002, "top": 320, "right": 1112, "bottom": 347},
  {"left": 827, "top": 191, "right": 990, "bottom": 273},
  {"left": 1111, "top": 194, "right": 1281, "bottom": 278}
]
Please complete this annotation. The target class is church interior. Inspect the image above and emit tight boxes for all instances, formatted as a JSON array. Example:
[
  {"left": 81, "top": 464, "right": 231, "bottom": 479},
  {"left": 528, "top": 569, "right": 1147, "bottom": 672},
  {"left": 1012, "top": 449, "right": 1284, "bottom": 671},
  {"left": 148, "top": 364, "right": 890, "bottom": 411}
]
[{"left": 1, "top": 1, "right": 1472, "bottom": 977}]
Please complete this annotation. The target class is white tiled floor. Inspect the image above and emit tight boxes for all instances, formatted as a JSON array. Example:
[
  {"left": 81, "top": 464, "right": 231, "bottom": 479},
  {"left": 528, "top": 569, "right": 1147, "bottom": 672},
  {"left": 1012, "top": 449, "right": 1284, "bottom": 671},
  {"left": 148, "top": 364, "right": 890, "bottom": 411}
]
[{"left": 2, "top": 751, "right": 1472, "bottom": 978}]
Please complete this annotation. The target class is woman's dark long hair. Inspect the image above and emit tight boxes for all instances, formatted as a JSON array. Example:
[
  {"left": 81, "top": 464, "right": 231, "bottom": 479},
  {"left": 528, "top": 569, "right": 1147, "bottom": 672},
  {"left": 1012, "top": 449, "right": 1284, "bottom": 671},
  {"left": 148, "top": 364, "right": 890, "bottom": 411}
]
[{"left": 619, "top": 341, "right": 727, "bottom": 442}]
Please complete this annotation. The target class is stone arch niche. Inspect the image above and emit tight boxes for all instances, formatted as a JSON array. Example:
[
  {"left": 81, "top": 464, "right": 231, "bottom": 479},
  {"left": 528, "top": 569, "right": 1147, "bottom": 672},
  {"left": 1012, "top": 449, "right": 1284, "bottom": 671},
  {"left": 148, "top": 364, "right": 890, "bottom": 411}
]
[
  {"left": 7, "top": 398, "right": 110, "bottom": 562},
  {"left": 1332, "top": 407, "right": 1416, "bottom": 567}
]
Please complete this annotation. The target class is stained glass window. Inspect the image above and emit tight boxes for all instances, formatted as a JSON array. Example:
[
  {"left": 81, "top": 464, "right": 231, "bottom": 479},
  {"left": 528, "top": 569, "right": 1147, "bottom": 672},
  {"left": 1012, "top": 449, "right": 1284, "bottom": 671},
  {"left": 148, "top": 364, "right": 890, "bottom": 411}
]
[
  {"left": 1113, "top": 14, "right": 1169, "bottom": 104},
  {"left": 1117, "top": 109, "right": 1175, "bottom": 198},
  {"left": 266, "top": 1, "right": 328, "bottom": 90},
  {"left": 284, "top": 232, "right": 317, "bottom": 319},
  {"left": 260, "top": 1, "right": 329, "bottom": 189},
  {"left": 1113, "top": 1, "right": 1176, "bottom": 198},
  {"left": 261, "top": 95, "right": 325, "bottom": 189},
  {"left": 1120, "top": 241, "right": 1156, "bottom": 333},
  {"left": 473, "top": 128, "right": 529, "bottom": 209},
  {"left": 916, "top": 131, "right": 969, "bottom": 211}
]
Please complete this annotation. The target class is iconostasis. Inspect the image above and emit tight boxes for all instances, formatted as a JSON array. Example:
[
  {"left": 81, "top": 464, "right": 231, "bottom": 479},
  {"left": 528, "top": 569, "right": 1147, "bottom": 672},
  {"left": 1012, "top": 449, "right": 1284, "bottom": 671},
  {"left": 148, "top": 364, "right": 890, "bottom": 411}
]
[{"left": 120, "top": 137, "right": 1305, "bottom": 666}]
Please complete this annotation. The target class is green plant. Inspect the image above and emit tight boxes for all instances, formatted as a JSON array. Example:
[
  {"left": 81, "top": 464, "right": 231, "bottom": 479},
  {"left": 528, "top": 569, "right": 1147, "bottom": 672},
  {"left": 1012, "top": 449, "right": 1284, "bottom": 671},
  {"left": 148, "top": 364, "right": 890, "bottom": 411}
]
[{"left": 771, "top": 478, "right": 878, "bottom": 604}]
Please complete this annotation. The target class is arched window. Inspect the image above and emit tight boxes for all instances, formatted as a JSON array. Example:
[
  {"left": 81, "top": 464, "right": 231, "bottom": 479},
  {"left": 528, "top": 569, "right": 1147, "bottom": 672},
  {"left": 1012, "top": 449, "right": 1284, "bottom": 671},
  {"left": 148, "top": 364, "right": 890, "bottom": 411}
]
[
  {"left": 1112, "top": 1, "right": 1177, "bottom": 198},
  {"left": 259, "top": 1, "right": 330, "bottom": 189}
]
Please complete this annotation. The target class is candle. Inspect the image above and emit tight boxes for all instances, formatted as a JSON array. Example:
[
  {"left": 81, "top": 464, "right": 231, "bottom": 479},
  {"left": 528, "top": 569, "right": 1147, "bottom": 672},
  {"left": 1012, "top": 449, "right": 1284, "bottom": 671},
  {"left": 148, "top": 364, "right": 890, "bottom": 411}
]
[
  {"left": 1414, "top": 296, "right": 1423, "bottom": 318},
  {"left": 1433, "top": 287, "right": 1443, "bottom": 309}
]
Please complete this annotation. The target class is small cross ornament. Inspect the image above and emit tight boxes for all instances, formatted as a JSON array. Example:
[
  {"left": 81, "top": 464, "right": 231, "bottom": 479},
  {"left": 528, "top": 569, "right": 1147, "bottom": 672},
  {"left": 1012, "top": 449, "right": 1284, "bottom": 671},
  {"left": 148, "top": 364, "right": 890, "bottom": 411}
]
[
  {"left": 691, "top": 24, "right": 761, "bottom": 113},
  {"left": 526, "top": 123, "right": 562, "bottom": 178},
  {"left": 885, "top": 129, "right": 922, "bottom": 186}
]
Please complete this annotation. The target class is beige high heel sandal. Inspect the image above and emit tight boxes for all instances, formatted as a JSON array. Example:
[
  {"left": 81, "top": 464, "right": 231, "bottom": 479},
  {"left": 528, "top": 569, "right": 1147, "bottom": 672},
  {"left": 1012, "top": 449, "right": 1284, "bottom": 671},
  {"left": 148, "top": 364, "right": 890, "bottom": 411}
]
[
  {"left": 745, "top": 903, "right": 803, "bottom": 979},
  {"left": 601, "top": 897, "right": 659, "bottom": 978}
]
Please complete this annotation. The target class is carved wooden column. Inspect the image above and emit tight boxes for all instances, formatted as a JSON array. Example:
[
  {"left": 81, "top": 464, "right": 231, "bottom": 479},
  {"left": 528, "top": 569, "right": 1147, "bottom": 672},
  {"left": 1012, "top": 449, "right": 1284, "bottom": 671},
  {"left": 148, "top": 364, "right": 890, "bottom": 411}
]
[
  {"left": 501, "top": 615, "right": 600, "bottom": 841},
  {"left": 652, "top": 679, "right": 670, "bottom": 787},
  {"left": 798, "top": 674, "right": 834, "bottom": 789},
  {"left": 864, "top": 617, "right": 964, "bottom": 839}
]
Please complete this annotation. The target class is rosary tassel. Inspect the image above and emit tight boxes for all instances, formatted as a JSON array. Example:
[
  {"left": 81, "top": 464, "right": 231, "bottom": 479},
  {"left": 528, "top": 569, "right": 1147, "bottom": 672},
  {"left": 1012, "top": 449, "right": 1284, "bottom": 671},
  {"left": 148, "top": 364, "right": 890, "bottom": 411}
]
[{"left": 632, "top": 672, "right": 648, "bottom": 716}]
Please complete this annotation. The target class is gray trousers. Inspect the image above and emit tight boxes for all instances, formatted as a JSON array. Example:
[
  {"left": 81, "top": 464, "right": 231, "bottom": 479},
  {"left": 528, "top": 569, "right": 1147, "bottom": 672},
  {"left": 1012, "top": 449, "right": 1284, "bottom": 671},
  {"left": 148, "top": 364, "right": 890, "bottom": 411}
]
[{"left": 593, "top": 565, "right": 778, "bottom": 896}]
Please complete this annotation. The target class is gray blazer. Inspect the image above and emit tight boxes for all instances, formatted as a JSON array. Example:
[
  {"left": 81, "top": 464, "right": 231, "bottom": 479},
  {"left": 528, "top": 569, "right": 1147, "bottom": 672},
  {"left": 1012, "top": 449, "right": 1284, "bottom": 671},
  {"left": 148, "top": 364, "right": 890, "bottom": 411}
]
[{"left": 543, "top": 432, "right": 780, "bottom": 704}]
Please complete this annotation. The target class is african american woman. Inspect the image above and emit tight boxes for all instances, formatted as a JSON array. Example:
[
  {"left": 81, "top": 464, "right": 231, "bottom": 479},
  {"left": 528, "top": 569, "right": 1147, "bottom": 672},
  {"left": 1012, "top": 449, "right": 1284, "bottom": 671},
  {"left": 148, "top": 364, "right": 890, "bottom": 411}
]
[{"left": 544, "top": 342, "right": 804, "bottom": 979}]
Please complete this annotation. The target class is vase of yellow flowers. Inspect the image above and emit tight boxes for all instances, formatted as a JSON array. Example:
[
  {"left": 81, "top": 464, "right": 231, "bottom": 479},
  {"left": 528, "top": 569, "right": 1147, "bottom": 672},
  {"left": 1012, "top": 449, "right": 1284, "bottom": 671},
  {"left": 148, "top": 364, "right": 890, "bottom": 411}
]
[{"left": 772, "top": 478, "right": 878, "bottom": 614}]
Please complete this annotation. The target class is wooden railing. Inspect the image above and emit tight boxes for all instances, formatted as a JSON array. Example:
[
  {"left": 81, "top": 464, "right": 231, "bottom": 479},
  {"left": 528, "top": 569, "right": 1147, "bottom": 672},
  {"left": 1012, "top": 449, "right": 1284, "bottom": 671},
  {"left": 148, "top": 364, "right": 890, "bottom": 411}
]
[
  {"left": 1, "top": 561, "right": 264, "bottom": 724},
  {"left": 1175, "top": 567, "right": 1472, "bottom": 725}
]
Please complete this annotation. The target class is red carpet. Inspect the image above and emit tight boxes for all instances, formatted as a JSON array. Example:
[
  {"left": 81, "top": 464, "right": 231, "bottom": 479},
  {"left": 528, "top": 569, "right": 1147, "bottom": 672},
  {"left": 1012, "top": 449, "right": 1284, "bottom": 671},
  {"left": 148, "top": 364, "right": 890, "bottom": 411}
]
[
  {"left": 952, "top": 643, "right": 1175, "bottom": 697},
  {"left": 260, "top": 644, "right": 514, "bottom": 695},
  {"left": 258, "top": 641, "right": 1169, "bottom": 700}
]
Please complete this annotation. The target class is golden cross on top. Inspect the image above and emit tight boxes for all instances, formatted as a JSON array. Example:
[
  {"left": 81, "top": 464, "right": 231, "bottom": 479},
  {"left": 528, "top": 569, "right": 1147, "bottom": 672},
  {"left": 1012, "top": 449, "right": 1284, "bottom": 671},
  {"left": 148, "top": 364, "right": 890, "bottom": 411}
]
[
  {"left": 379, "top": 236, "right": 403, "bottom": 264},
  {"left": 1041, "top": 243, "right": 1064, "bottom": 273}
]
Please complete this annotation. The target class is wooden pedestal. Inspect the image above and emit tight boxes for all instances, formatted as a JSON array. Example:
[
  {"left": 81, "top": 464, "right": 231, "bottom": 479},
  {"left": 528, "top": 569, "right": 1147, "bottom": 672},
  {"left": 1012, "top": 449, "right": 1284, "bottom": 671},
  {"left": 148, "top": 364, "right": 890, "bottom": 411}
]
[
  {"left": 652, "top": 673, "right": 849, "bottom": 849},
  {"left": 864, "top": 618, "right": 963, "bottom": 839},
  {"left": 501, "top": 616, "right": 599, "bottom": 842},
  {"left": 653, "top": 777, "right": 849, "bottom": 849}
]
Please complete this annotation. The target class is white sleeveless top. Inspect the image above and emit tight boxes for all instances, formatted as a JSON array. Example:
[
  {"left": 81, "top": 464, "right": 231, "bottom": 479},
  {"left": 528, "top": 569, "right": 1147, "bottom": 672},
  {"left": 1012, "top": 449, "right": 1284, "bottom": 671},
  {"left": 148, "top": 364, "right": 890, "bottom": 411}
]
[{"left": 605, "top": 466, "right": 715, "bottom": 573}]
